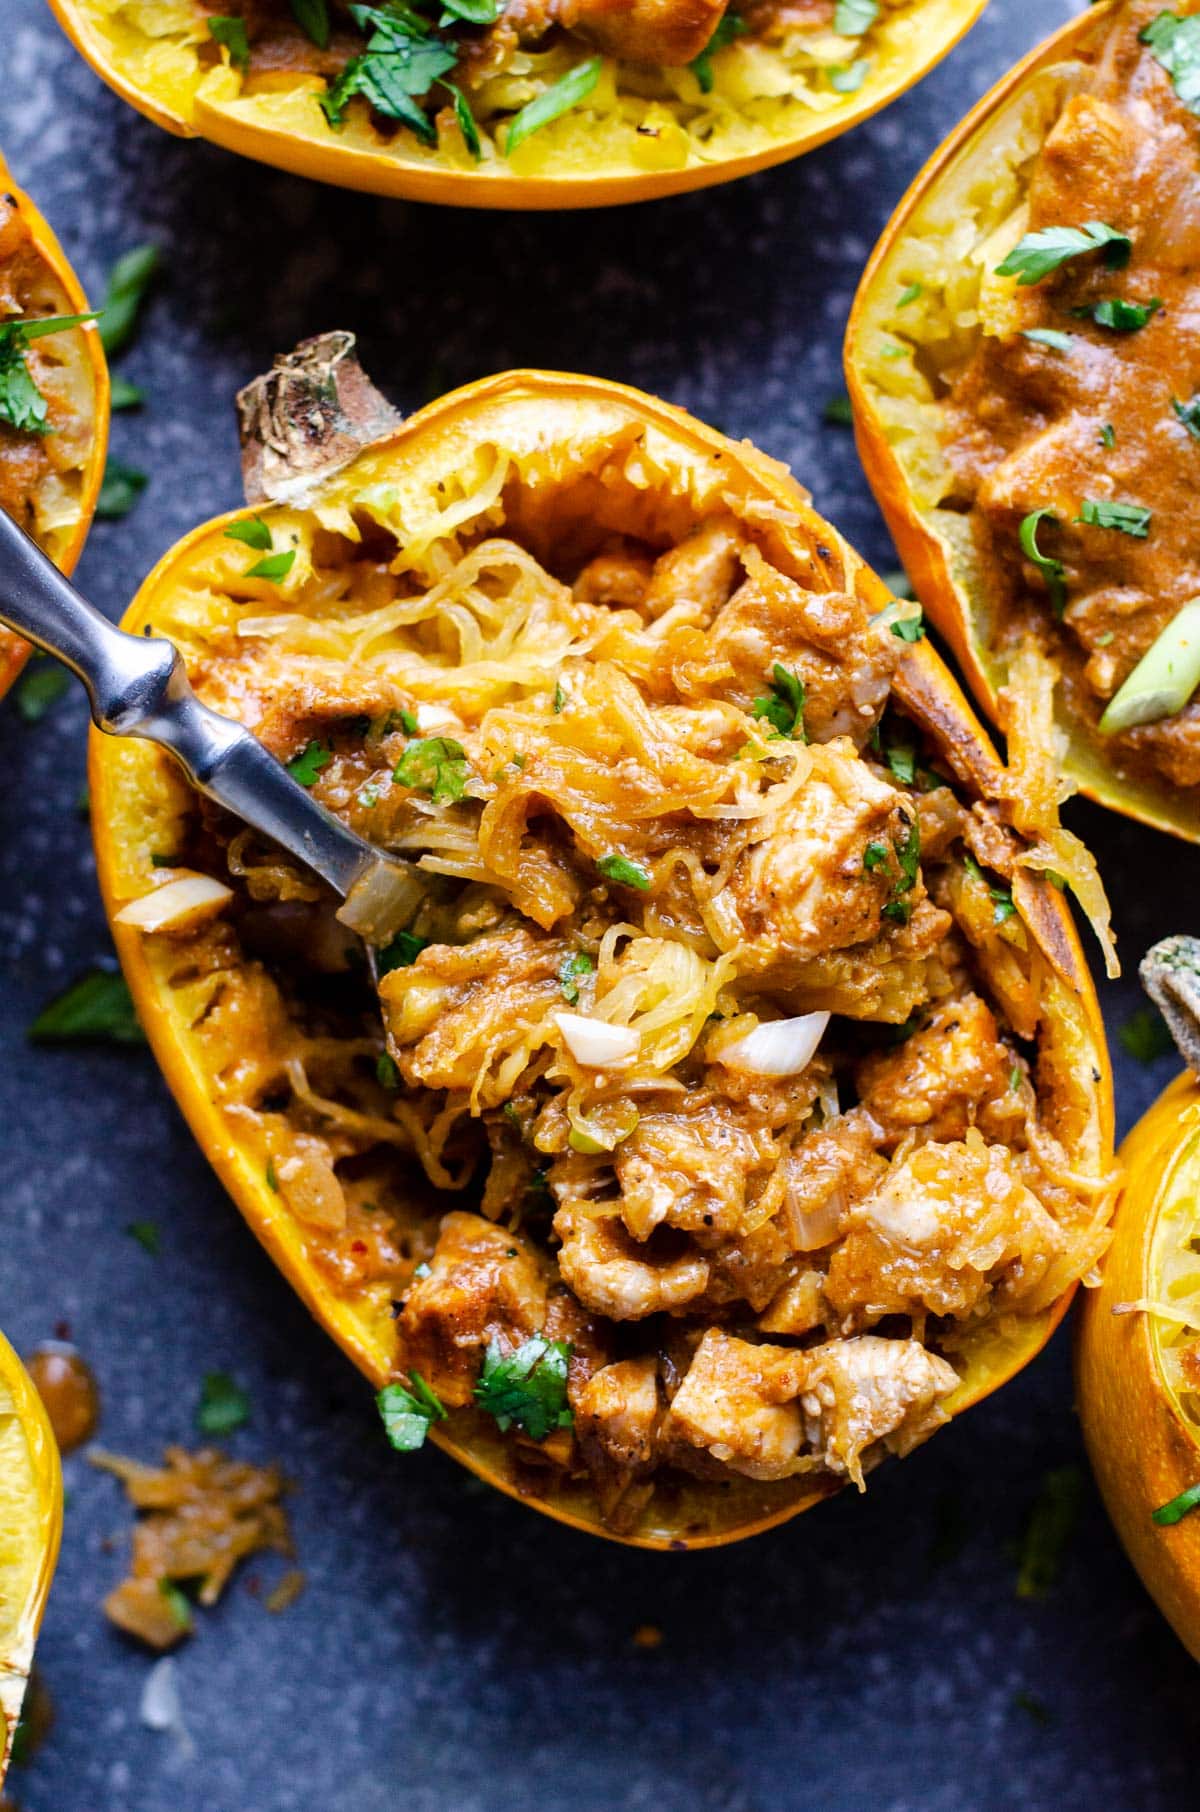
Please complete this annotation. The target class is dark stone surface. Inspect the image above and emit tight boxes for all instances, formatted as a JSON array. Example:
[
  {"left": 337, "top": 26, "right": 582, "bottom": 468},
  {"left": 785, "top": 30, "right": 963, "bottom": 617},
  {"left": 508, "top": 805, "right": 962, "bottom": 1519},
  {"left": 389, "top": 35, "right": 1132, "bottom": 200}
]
[{"left": 2, "top": 1, "right": 1199, "bottom": 1806}]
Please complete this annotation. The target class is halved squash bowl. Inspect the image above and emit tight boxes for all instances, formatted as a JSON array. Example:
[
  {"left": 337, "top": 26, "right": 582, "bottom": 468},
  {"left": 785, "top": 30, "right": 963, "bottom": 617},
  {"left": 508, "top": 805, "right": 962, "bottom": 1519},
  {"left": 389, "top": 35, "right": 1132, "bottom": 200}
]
[
  {"left": 0, "top": 146, "right": 109, "bottom": 700},
  {"left": 0, "top": 1331, "right": 62, "bottom": 1785},
  {"left": 48, "top": 0, "right": 986, "bottom": 209},
  {"left": 90, "top": 351, "right": 1115, "bottom": 1547},
  {"left": 847, "top": 0, "right": 1200, "bottom": 842}
]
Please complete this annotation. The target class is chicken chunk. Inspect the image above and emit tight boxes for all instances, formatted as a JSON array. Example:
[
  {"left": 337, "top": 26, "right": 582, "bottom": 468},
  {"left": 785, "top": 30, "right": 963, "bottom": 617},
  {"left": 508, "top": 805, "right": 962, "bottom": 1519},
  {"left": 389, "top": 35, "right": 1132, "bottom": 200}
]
[
  {"left": 574, "top": 1354, "right": 663, "bottom": 1527},
  {"left": 824, "top": 1137, "right": 1065, "bottom": 1327},
  {"left": 776, "top": 1109, "right": 889, "bottom": 1253},
  {"left": 798, "top": 1336, "right": 959, "bottom": 1489},
  {"left": 730, "top": 744, "right": 912, "bottom": 958},
  {"left": 558, "top": 0, "right": 725, "bottom": 66},
  {"left": 663, "top": 1330, "right": 809, "bottom": 1481},
  {"left": 398, "top": 1211, "right": 598, "bottom": 1407},
  {"left": 854, "top": 993, "right": 1023, "bottom": 1151},
  {"left": 641, "top": 519, "right": 744, "bottom": 622},
  {"left": 573, "top": 548, "right": 655, "bottom": 609},
  {"left": 554, "top": 1205, "right": 710, "bottom": 1319},
  {"left": 614, "top": 1101, "right": 771, "bottom": 1240}
]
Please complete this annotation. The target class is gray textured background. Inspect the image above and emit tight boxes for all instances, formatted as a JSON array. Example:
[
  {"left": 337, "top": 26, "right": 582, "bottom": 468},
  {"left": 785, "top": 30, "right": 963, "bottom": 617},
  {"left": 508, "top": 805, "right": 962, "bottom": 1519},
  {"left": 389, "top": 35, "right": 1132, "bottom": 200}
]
[{"left": 3, "top": 1, "right": 1199, "bottom": 1807}]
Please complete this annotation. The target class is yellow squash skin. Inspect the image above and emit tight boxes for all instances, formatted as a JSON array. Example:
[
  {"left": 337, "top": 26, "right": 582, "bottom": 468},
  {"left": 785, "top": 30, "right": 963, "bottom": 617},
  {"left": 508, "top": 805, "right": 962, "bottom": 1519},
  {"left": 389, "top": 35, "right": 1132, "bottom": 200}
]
[
  {"left": 1076, "top": 1072, "right": 1200, "bottom": 1660},
  {"left": 47, "top": 0, "right": 986, "bottom": 209},
  {"left": 0, "top": 146, "right": 109, "bottom": 701},
  {"left": 0, "top": 1332, "right": 63, "bottom": 1784},
  {"left": 844, "top": 0, "right": 1200, "bottom": 844},
  {"left": 90, "top": 369, "right": 1113, "bottom": 1548}
]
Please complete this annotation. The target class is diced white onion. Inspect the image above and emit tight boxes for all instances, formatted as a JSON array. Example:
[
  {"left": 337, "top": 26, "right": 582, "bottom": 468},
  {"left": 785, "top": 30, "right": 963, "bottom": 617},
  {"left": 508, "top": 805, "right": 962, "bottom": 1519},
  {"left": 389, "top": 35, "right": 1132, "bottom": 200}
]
[
  {"left": 114, "top": 873, "right": 233, "bottom": 935},
  {"left": 553, "top": 1012, "right": 640, "bottom": 1067},
  {"left": 140, "top": 1657, "right": 194, "bottom": 1755},
  {"left": 719, "top": 1010, "right": 830, "bottom": 1077},
  {"left": 414, "top": 702, "right": 465, "bottom": 735},
  {"left": 786, "top": 1190, "right": 844, "bottom": 1253}
]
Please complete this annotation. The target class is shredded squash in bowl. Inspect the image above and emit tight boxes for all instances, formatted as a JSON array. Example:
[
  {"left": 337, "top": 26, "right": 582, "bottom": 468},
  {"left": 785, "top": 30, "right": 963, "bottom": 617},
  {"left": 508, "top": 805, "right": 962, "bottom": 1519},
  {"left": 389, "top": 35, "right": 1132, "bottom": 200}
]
[
  {"left": 91, "top": 353, "right": 1115, "bottom": 1545},
  {"left": 48, "top": 0, "right": 987, "bottom": 206}
]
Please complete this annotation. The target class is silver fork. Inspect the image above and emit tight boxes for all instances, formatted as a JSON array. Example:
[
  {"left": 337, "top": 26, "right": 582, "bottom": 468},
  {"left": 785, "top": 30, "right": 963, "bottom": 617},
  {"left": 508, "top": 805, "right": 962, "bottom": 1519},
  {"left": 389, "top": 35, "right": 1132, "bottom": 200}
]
[{"left": 0, "top": 506, "right": 422, "bottom": 949}]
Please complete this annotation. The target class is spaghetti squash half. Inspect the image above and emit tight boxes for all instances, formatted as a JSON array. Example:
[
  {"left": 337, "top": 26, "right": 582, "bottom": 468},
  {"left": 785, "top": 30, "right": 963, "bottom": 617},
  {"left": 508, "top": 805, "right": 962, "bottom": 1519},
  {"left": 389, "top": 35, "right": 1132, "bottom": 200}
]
[
  {"left": 0, "top": 1332, "right": 62, "bottom": 1786},
  {"left": 90, "top": 347, "right": 1115, "bottom": 1547},
  {"left": 848, "top": 0, "right": 1200, "bottom": 842},
  {"left": 0, "top": 148, "right": 109, "bottom": 699},
  {"left": 48, "top": 0, "right": 986, "bottom": 208}
]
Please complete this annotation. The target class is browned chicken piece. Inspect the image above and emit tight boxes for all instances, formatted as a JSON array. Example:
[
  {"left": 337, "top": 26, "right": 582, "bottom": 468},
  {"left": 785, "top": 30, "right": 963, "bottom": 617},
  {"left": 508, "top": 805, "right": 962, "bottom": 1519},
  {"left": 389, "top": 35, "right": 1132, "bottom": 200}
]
[
  {"left": 686, "top": 545, "right": 898, "bottom": 745},
  {"left": 797, "top": 1336, "right": 959, "bottom": 1489},
  {"left": 730, "top": 744, "right": 911, "bottom": 959},
  {"left": 554, "top": 1204, "right": 710, "bottom": 1319},
  {"left": 380, "top": 927, "right": 565, "bottom": 1109},
  {"left": 768, "top": 894, "right": 955, "bottom": 1023},
  {"left": 775, "top": 1107, "right": 889, "bottom": 1254},
  {"left": 573, "top": 548, "right": 655, "bottom": 609},
  {"left": 663, "top": 1330, "right": 809, "bottom": 1481},
  {"left": 614, "top": 1099, "right": 773, "bottom": 1240},
  {"left": 558, "top": 0, "right": 725, "bottom": 65},
  {"left": 641, "top": 519, "right": 745, "bottom": 622},
  {"left": 194, "top": 653, "right": 401, "bottom": 758},
  {"left": 757, "top": 1265, "right": 826, "bottom": 1336},
  {"left": 1027, "top": 94, "right": 1137, "bottom": 247},
  {"left": 824, "top": 1138, "right": 1065, "bottom": 1327},
  {"left": 854, "top": 993, "right": 1023, "bottom": 1152},
  {"left": 398, "top": 1210, "right": 599, "bottom": 1406},
  {"left": 573, "top": 1353, "right": 663, "bottom": 1526}
]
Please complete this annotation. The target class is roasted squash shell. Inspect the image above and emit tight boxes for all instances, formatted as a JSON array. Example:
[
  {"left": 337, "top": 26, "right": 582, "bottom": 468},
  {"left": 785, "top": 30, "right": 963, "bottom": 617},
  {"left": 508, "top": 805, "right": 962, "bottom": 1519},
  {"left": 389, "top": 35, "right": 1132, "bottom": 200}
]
[
  {"left": 0, "top": 146, "right": 109, "bottom": 701},
  {"left": 0, "top": 1331, "right": 62, "bottom": 1785},
  {"left": 845, "top": 0, "right": 1200, "bottom": 843},
  {"left": 47, "top": 0, "right": 986, "bottom": 209},
  {"left": 89, "top": 359, "right": 1114, "bottom": 1547}
]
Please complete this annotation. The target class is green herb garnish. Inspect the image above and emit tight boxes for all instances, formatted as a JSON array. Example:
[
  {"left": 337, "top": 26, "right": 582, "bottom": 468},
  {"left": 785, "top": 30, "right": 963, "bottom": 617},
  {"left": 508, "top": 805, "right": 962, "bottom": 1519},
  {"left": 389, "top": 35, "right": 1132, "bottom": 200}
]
[
  {"left": 505, "top": 56, "right": 603, "bottom": 153},
  {"left": 881, "top": 811, "right": 920, "bottom": 925},
  {"left": 1077, "top": 498, "right": 1151, "bottom": 538},
  {"left": 109, "top": 375, "right": 145, "bottom": 410},
  {"left": 393, "top": 735, "right": 469, "bottom": 804},
  {"left": 29, "top": 969, "right": 144, "bottom": 1044},
  {"left": 15, "top": 659, "right": 69, "bottom": 723},
  {"left": 597, "top": 853, "right": 651, "bottom": 891},
  {"left": 963, "top": 852, "right": 1016, "bottom": 924},
  {"left": 834, "top": 0, "right": 877, "bottom": 27},
  {"left": 1082, "top": 296, "right": 1162, "bottom": 331},
  {"left": 209, "top": 15, "right": 251, "bottom": 71},
  {"left": 99, "top": 246, "right": 160, "bottom": 357},
  {"left": 1118, "top": 1004, "right": 1174, "bottom": 1062},
  {"left": 378, "top": 1372, "right": 448, "bottom": 1451},
  {"left": 158, "top": 1579, "right": 195, "bottom": 1632},
  {"left": 1016, "top": 1465, "right": 1084, "bottom": 1598},
  {"left": 752, "top": 663, "right": 807, "bottom": 739},
  {"left": 97, "top": 458, "right": 147, "bottom": 520},
  {"left": 822, "top": 393, "right": 853, "bottom": 426},
  {"left": 0, "top": 313, "right": 97, "bottom": 433},
  {"left": 225, "top": 516, "right": 273, "bottom": 551},
  {"left": 890, "top": 609, "right": 924, "bottom": 643},
  {"left": 245, "top": 548, "right": 296, "bottom": 580},
  {"left": 197, "top": 1371, "right": 250, "bottom": 1435},
  {"left": 321, "top": 4, "right": 458, "bottom": 142},
  {"left": 1099, "top": 422, "right": 1116, "bottom": 448},
  {"left": 286, "top": 739, "right": 332, "bottom": 785},
  {"left": 1019, "top": 509, "right": 1066, "bottom": 617},
  {"left": 690, "top": 11, "right": 747, "bottom": 92},
  {"left": 558, "top": 950, "right": 595, "bottom": 1004},
  {"left": 996, "top": 222, "right": 1131, "bottom": 285},
  {"left": 126, "top": 1220, "right": 161, "bottom": 1256},
  {"left": 376, "top": 1052, "right": 400, "bottom": 1089},
  {"left": 1022, "top": 328, "right": 1075, "bottom": 353},
  {"left": 1172, "top": 394, "right": 1200, "bottom": 440},
  {"left": 290, "top": 0, "right": 331, "bottom": 46},
  {"left": 1141, "top": 10, "right": 1200, "bottom": 113},
  {"left": 1152, "top": 1480, "right": 1200, "bottom": 1525},
  {"left": 376, "top": 929, "right": 429, "bottom": 975},
  {"left": 474, "top": 1335, "right": 573, "bottom": 1441},
  {"left": 862, "top": 840, "right": 890, "bottom": 873},
  {"left": 829, "top": 58, "right": 870, "bottom": 92},
  {"left": 897, "top": 282, "right": 923, "bottom": 308}
]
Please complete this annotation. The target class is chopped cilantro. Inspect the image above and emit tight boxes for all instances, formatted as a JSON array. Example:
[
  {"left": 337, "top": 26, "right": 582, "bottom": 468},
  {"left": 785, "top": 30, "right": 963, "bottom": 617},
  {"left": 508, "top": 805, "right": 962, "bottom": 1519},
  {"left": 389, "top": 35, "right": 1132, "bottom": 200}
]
[
  {"left": 1016, "top": 1465, "right": 1084, "bottom": 1598},
  {"left": 897, "top": 282, "right": 923, "bottom": 307},
  {"left": 158, "top": 1579, "right": 195, "bottom": 1632},
  {"left": 690, "top": 11, "right": 747, "bottom": 92},
  {"left": 208, "top": 15, "right": 251, "bottom": 71},
  {"left": 439, "top": 0, "right": 504, "bottom": 21},
  {"left": 29, "top": 969, "right": 144, "bottom": 1044},
  {"left": 0, "top": 313, "right": 97, "bottom": 433},
  {"left": 1141, "top": 10, "right": 1200, "bottom": 113},
  {"left": 197, "top": 1370, "right": 250, "bottom": 1436},
  {"left": 1077, "top": 498, "right": 1151, "bottom": 538},
  {"left": 558, "top": 949, "right": 595, "bottom": 1004},
  {"left": 881, "top": 811, "right": 920, "bottom": 924},
  {"left": 890, "top": 609, "right": 924, "bottom": 643},
  {"left": 376, "top": 1052, "right": 400, "bottom": 1089},
  {"left": 881, "top": 726, "right": 917, "bottom": 786},
  {"left": 225, "top": 516, "right": 273, "bottom": 551},
  {"left": 597, "top": 853, "right": 651, "bottom": 891},
  {"left": 126, "top": 1220, "right": 161, "bottom": 1256},
  {"left": 445, "top": 82, "right": 482, "bottom": 158},
  {"left": 290, "top": 0, "right": 330, "bottom": 46},
  {"left": 15, "top": 659, "right": 69, "bottom": 723},
  {"left": 883, "top": 568, "right": 915, "bottom": 600},
  {"left": 266, "top": 1159, "right": 279, "bottom": 1192},
  {"left": 1022, "top": 328, "right": 1075, "bottom": 352},
  {"left": 98, "top": 246, "right": 160, "bottom": 357},
  {"left": 376, "top": 929, "right": 429, "bottom": 975},
  {"left": 1152, "top": 1480, "right": 1200, "bottom": 1526},
  {"left": 829, "top": 58, "right": 869, "bottom": 92},
  {"left": 1012, "top": 1690, "right": 1053, "bottom": 1728},
  {"left": 1082, "top": 296, "right": 1162, "bottom": 331},
  {"left": 98, "top": 458, "right": 148, "bottom": 520},
  {"left": 286, "top": 739, "right": 332, "bottom": 786},
  {"left": 1172, "top": 394, "right": 1200, "bottom": 440},
  {"left": 378, "top": 1371, "right": 448, "bottom": 1451},
  {"left": 996, "top": 222, "right": 1131, "bottom": 286},
  {"left": 822, "top": 393, "right": 854, "bottom": 426},
  {"left": 1098, "top": 422, "right": 1116, "bottom": 448},
  {"left": 752, "top": 663, "right": 807, "bottom": 739},
  {"left": 321, "top": 4, "right": 458, "bottom": 142},
  {"left": 963, "top": 852, "right": 1016, "bottom": 924},
  {"left": 863, "top": 840, "right": 890, "bottom": 873},
  {"left": 1019, "top": 509, "right": 1067, "bottom": 617},
  {"left": 505, "top": 56, "right": 603, "bottom": 153},
  {"left": 245, "top": 548, "right": 297, "bottom": 580},
  {"left": 109, "top": 374, "right": 145, "bottom": 410},
  {"left": 834, "top": 0, "right": 877, "bottom": 29},
  {"left": 474, "top": 1335, "right": 573, "bottom": 1441},
  {"left": 393, "top": 735, "right": 469, "bottom": 804},
  {"left": 1118, "top": 1004, "right": 1174, "bottom": 1063},
  {"left": 553, "top": 681, "right": 566, "bottom": 712}
]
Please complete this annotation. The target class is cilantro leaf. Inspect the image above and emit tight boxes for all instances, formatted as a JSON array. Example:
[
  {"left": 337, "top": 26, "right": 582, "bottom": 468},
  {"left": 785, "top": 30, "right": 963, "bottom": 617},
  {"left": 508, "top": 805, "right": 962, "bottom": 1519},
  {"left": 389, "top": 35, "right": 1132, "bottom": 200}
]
[
  {"left": 393, "top": 734, "right": 469, "bottom": 804},
  {"left": 505, "top": 56, "right": 603, "bottom": 155},
  {"left": 1081, "top": 296, "right": 1162, "bottom": 331},
  {"left": 376, "top": 1052, "right": 400, "bottom": 1088},
  {"left": 751, "top": 663, "right": 807, "bottom": 739},
  {"left": 0, "top": 313, "right": 98, "bottom": 434},
  {"left": 1098, "top": 422, "right": 1116, "bottom": 448},
  {"left": 881, "top": 810, "right": 921, "bottom": 924},
  {"left": 97, "top": 458, "right": 147, "bottom": 520},
  {"left": 822, "top": 393, "right": 853, "bottom": 426},
  {"left": 1077, "top": 498, "right": 1151, "bottom": 538},
  {"left": 474, "top": 1335, "right": 573, "bottom": 1441},
  {"left": 558, "top": 949, "right": 595, "bottom": 1004},
  {"left": 126, "top": 1220, "right": 161, "bottom": 1255},
  {"left": 835, "top": 0, "right": 877, "bottom": 30},
  {"left": 829, "top": 59, "right": 869, "bottom": 92},
  {"left": 963, "top": 852, "right": 1016, "bottom": 924},
  {"left": 897, "top": 282, "right": 922, "bottom": 308},
  {"left": 208, "top": 16, "right": 251, "bottom": 72},
  {"left": 322, "top": 5, "right": 458, "bottom": 142},
  {"left": 1019, "top": 509, "right": 1067, "bottom": 617},
  {"left": 1152, "top": 1480, "right": 1200, "bottom": 1526},
  {"left": 378, "top": 1372, "right": 448, "bottom": 1451},
  {"left": 286, "top": 739, "right": 332, "bottom": 785},
  {"left": 445, "top": 81, "right": 482, "bottom": 158},
  {"left": 245, "top": 548, "right": 296, "bottom": 580},
  {"left": 1172, "top": 394, "right": 1200, "bottom": 440},
  {"left": 1141, "top": 10, "right": 1200, "bottom": 113},
  {"left": 290, "top": 0, "right": 331, "bottom": 46},
  {"left": 376, "top": 929, "right": 429, "bottom": 974},
  {"left": 995, "top": 221, "right": 1131, "bottom": 286},
  {"left": 225, "top": 516, "right": 273, "bottom": 551},
  {"left": 890, "top": 609, "right": 924, "bottom": 642},
  {"left": 158, "top": 1579, "right": 195, "bottom": 1632},
  {"left": 1022, "top": 328, "right": 1075, "bottom": 353},
  {"left": 597, "top": 853, "right": 651, "bottom": 891},
  {"left": 1017, "top": 1465, "right": 1084, "bottom": 1598},
  {"left": 109, "top": 374, "right": 144, "bottom": 410},
  {"left": 197, "top": 1371, "right": 250, "bottom": 1435},
  {"left": 438, "top": 0, "right": 503, "bottom": 21},
  {"left": 15, "top": 659, "right": 69, "bottom": 723},
  {"left": 690, "top": 11, "right": 747, "bottom": 92},
  {"left": 1118, "top": 1005, "right": 1174, "bottom": 1063},
  {"left": 98, "top": 246, "right": 160, "bottom": 357},
  {"left": 862, "top": 840, "right": 890, "bottom": 873},
  {"left": 29, "top": 968, "right": 144, "bottom": 1044}
]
